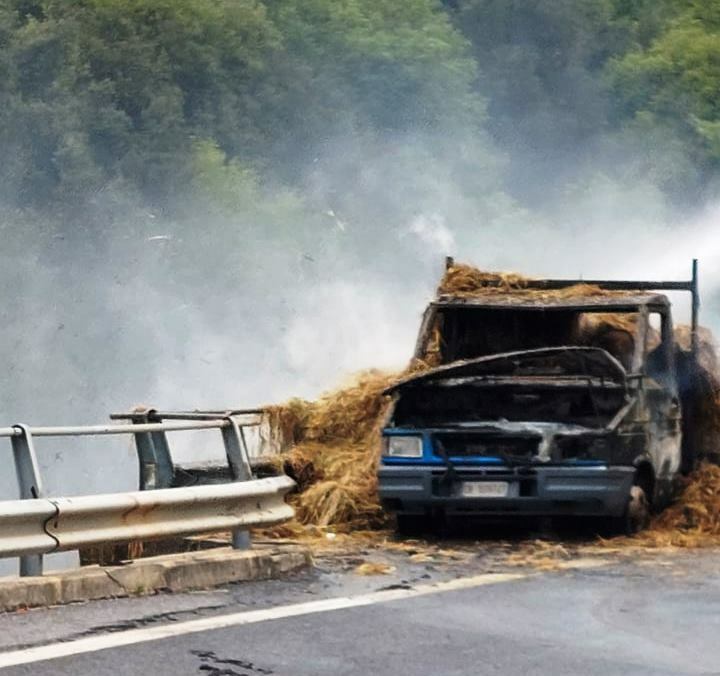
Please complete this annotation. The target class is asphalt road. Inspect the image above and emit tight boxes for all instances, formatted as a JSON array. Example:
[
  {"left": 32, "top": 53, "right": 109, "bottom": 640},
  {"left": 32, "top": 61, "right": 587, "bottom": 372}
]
[{"left": 0, "top": 546, "right": 719, "bottom": 675}]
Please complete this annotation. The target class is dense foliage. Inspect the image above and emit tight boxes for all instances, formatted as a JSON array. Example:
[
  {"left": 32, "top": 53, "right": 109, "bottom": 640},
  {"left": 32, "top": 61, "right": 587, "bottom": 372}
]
[
  {"left": 1, "top": 0, "right": 719, "bottom": 214},
  {"left": 0, "top": 0, "right": 476, "bottom": 209}
]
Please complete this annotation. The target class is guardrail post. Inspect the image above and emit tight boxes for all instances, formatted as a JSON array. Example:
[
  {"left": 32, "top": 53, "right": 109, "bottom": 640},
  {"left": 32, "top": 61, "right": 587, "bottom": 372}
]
[
  {"left": 149, "top": 412, "right": 175, "bottom": 489},
  {"left": 11, "top": 425, "right": 44, "bottom": 576},
  {"left": 221, "top": 416, "right": 254, "bottom": 550},
  {"left": 130, "top": 410, "right": 175, "bottom": 490}
]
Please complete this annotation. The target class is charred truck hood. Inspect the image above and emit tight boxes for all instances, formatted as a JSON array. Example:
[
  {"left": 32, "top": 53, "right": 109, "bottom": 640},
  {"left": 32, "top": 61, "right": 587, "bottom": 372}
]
[
  {"left": 384, "top": 347, "right": 634, "bottom": 466},
  {"left": 388, "top": 346, "right": 628, "bottom": 393}
]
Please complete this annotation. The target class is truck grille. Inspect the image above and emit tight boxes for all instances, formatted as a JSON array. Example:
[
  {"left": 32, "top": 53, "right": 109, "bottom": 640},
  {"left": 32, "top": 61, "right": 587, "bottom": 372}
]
[{"left": 433, "top": 433, "right": 539, "bottom": 460}]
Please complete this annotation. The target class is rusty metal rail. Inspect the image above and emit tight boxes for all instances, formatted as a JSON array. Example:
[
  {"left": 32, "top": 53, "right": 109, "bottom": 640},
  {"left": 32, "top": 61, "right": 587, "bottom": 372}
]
[
  {"left": 442, "top": 257, "right": 700, "bottom": 362},
  {"left": 28, "top": 420, "right": 232, "bottom": 436},
  {"left": 5, "top": 410, "right": 291, "bottom": 577},
  {"left": 0, "top": 476, "right": 294, "bottom": 559},
  {"left": 0, "top": 419, "right": 235, "bottom": 436}
]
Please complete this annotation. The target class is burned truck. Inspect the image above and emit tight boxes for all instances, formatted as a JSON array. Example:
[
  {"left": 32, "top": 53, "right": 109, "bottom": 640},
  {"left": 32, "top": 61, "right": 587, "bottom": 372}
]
[{"left": 378, "top": 261, "right": 701, "bottom": 534}]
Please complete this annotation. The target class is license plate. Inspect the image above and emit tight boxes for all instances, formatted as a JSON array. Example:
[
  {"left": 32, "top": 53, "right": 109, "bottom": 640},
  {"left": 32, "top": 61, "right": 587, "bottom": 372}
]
[{"left": 459, "top": 481, "right": 509, "bottom": 498}]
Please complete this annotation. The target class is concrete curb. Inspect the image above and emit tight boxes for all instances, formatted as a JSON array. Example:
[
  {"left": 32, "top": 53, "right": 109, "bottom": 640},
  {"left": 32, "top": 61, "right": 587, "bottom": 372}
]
[{"left": 0, "top": 545, "right": 312, "bottom": 612}]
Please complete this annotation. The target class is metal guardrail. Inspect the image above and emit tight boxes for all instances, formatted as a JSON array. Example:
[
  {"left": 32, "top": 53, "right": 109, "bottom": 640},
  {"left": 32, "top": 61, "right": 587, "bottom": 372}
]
[
  {"left": 5, "top": 408, "right": 293, "bottom": 577},
  {"left": 0, "top": 476, "right": 294, "bottom": 559}
]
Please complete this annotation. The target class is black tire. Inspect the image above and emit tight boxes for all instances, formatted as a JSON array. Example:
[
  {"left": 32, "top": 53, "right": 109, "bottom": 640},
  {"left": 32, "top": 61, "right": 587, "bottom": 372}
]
[
  {"left": 609, "top": 485, "right": 650, "bottom": 536},
  {"left": 396, "top": 513, "right": 426, "bottom": 536}
]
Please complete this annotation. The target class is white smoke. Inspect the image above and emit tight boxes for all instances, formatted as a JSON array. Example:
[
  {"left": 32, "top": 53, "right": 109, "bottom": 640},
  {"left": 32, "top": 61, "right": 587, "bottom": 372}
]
[{"left": 404, "top": 213, "right": 456, "bottom": 252}]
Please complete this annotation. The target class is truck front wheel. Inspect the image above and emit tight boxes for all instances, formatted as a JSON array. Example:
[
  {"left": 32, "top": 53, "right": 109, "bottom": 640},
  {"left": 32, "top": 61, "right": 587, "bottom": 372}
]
[{"left": 611, "top": 485, "right": 650, "bottom": 536}]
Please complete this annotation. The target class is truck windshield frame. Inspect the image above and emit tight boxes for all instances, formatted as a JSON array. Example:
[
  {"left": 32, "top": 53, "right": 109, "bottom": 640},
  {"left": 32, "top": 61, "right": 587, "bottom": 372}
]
[{"left": 425, "top": 301, "right": 672, "bottom": 376}]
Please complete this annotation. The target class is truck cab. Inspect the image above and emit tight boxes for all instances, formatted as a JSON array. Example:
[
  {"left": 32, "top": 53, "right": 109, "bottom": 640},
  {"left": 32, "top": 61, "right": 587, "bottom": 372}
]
[{"left": 378, "top": 284, "right": 693, "bottom": 535}]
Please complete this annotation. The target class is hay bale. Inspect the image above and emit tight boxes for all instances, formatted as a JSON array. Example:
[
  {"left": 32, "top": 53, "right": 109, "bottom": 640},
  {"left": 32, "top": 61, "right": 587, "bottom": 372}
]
[
  {"left": 438, "top": 264, "right": 530, "bottom": 296},
  {"left": 415, "top": 321, "right": 443, "bottom": 369},
  {"left": 263, "top": 399, "right": 312, "bottom": 448},
  {"left": 627, "top": 463, "right": 720, "bottom": 547},
  {"left": 437, "top": 263, "right": 631, "bottom": 301},
  {"left": 265, "top": 370, "right": 402, "bottom": 530},
  {"left": 576, "top": 313, "right": 642, "bottom": 371},
  {"left": 673, "top": 325, "right": 720, "bottom": 467},
  {"left": 280, "top": 444, "right": 323, "bottom": 493}
]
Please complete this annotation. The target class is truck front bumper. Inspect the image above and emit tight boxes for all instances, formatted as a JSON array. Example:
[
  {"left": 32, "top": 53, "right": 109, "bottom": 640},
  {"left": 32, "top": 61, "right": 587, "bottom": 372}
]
[{"left": 377, "top": 465, "right": 635, "bottom": 517}]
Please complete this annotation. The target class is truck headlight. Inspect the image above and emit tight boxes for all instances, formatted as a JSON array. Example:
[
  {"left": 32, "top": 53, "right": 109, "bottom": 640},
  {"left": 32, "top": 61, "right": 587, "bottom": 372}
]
[{"left": 383, "top": 435, "right": 423, "bottom": 458}]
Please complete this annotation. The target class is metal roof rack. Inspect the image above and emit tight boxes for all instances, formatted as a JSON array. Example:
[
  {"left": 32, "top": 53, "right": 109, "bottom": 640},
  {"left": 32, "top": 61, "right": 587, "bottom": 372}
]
[{"left": 442, "top": 257, "right": 700, "bottom": 361}]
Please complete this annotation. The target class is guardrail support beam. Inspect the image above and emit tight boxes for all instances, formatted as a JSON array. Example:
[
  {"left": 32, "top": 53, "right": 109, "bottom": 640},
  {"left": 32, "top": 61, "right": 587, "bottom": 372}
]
[
  {"left": 130, "top": 411, "right": 175, "bottom": 490},
  {"left": 221, "top": 417, "right": 253, "bottom": 482},
  {"left": 222, "top": 416, "right": 254, "bottom": 550},
  {"left": 231, "top": 529, "right": 251, "bottom": 550},
  {"left": 11, "top": 425, "right": 44, "bottom": 576}
]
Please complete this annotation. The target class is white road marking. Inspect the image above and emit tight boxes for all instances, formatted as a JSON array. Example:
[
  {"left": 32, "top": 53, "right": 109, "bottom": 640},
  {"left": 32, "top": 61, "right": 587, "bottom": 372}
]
[{"left": 0, "top": 572, "right": 527, "bottom": 669}]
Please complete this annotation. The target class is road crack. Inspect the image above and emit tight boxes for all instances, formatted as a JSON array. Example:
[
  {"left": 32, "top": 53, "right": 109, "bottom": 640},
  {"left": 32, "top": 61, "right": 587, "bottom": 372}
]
[{"left": 192, "top": 650, "right": 273, "bottom": 675}]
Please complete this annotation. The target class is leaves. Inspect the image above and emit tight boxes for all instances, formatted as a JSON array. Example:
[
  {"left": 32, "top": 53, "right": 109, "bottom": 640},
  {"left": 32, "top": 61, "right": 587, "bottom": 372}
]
[
  {"left": 0, "top": 0, "right": 482, "bottom": 209},
  {"left": 0, "top": 0, "right": 718, "bottom": 212},
  {"left": 608, "top": 0, "right": 720, "bottom": 195}
]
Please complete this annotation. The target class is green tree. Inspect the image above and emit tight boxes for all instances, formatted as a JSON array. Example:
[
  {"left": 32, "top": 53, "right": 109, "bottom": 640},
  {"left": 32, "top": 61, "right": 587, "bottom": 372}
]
[
  {"left": 0, "top": 0, "right": 281, "bottom": 207},
  {"left": 609, "top": 0, "right": 720, "bottom": 196},
  {"left": 451, "top": 0, "right": 630, "bottom": 145},
  {"left": 0, "top": 0, "right": 484, "bottom": 209},
  {"left": 257, "top": 0, "right": 483, "bottom": 185}
]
